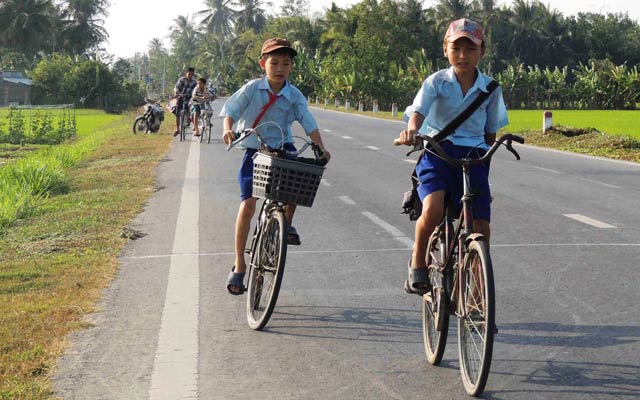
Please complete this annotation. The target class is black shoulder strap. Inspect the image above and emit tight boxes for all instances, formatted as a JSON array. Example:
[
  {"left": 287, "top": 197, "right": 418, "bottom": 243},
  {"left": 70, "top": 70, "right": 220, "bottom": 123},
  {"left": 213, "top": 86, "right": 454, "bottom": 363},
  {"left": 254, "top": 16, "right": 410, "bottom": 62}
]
[{"left": 431, "top": 80, "right": 499, "bottom": 143}]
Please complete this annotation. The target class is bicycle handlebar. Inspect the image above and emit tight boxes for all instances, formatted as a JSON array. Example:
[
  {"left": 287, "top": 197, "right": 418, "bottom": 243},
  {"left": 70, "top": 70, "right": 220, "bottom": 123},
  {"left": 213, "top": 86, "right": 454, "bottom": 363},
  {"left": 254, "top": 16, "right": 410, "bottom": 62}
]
[
  {"left": 226, "top": 128, "right": 328, "bottom": 165},
  {"left": 393, "top": 133, "right": 525, "bottom": 165}
]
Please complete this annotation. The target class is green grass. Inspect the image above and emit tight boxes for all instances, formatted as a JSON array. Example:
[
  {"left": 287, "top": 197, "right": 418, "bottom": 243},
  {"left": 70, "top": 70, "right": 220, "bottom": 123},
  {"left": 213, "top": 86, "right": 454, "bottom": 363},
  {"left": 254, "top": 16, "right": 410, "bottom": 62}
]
[
  {"left": 0, "top": 113, "right": 174, "bottom": 398},
  {"left": 506, "top": 110, "right": 640, "bottom": 139}
]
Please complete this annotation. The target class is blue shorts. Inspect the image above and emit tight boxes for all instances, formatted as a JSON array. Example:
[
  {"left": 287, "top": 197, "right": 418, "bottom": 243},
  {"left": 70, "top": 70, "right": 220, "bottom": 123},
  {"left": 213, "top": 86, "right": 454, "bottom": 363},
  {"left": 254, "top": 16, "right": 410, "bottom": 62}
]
[
  {"left": 238, "top": 143, "right": 297, "bottom": 201},
  {"left": 190, "top": 104, "right": 202, "bottom": 114},
  {"left": 416, "top": 141, "right": 491, "bottom": 222}
]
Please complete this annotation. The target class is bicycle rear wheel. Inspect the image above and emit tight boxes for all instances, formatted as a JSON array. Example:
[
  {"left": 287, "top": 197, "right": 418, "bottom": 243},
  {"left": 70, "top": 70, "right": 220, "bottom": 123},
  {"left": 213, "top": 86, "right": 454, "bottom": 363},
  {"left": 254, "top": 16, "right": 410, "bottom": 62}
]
[
  {"left": 246, "top": 210, "right": 288, "bottom": 330},
  {"left": 458, "top": 238, "right": 495, "bottom": 396},
  {"left": 422, "top": 224, "right": 449, "bottom": 365}
]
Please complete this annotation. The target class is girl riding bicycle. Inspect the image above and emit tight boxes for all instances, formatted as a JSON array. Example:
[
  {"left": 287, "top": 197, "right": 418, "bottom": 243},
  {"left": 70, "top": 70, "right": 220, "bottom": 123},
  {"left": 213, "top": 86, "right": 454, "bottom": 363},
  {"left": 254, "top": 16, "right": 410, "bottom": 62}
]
[
  {"left": 396, "top": 18, "right": 508, "bottom": 294},
  {"left": 220, "top": 37, "right": 331, "bottom": 296}
]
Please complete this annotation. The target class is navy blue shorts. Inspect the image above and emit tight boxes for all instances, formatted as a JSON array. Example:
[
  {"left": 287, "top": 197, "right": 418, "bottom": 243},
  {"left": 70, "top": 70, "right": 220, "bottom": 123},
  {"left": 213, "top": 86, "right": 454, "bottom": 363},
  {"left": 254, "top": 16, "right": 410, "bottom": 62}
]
[
  {"left": 416, "top": 141, "right": 491, "bottom": 222},
  {"left": 238, "top": 143, "right": 297, "bottom": 201}
]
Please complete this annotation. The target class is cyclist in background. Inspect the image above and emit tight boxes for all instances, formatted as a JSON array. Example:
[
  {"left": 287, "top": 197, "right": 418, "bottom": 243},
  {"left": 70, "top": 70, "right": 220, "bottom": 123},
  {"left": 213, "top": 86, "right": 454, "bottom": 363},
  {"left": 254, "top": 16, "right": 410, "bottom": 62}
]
[
  {"left": 190, "top": 77, "right": 213, "bottom": 137},
  {"left": 172, "top": 66, "right": 197, "bottom": 137}
]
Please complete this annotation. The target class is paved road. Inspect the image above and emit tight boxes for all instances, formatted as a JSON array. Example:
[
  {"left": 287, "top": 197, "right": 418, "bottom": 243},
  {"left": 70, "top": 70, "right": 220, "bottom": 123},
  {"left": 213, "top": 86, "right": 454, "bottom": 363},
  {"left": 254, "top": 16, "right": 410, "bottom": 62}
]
[{"left": 54, "top": 107, "right": 640, "bottom": 399}]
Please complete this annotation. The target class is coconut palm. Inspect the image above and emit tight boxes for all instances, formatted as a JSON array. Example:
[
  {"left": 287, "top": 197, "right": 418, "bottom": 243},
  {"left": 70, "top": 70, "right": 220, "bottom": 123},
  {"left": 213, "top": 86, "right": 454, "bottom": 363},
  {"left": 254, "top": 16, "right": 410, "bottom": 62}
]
[
  {"left": 0, "top": 0, "right": 58, "bottom": 57},
  {"left": 197, "top": 0, "right": 235, "bottom": 38},
  {"left": 507, "top": 0, "right": 545, "bottom": 65},
  {"left": 233, "top": 0, "right": 270, "bottom": 34},
  {"left": 434, "top": 0, "right": 473, "bottom": 31},
  {"left": 169, "top": 15, "right": 200, "bottom": 72},
  {"left": 59, "top": 0, "right": 109, "bottom": 56}
]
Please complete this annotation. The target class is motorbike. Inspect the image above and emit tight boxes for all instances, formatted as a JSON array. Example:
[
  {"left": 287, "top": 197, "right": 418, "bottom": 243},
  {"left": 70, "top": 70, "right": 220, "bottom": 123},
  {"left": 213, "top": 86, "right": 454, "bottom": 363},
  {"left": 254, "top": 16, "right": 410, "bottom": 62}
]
[{"left": 133, "top": 97, "right": 165, "bottom": 134}]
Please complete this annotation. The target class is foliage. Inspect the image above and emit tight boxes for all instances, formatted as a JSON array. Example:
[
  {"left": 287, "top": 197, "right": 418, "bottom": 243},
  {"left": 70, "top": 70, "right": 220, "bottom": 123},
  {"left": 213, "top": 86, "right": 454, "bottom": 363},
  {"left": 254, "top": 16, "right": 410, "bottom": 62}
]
[
  {"left": 30, "top": 55, "right": 146, "bottom": 112},
  {"left": 0, "top": 107, "right": 76, "bottom": 145}
]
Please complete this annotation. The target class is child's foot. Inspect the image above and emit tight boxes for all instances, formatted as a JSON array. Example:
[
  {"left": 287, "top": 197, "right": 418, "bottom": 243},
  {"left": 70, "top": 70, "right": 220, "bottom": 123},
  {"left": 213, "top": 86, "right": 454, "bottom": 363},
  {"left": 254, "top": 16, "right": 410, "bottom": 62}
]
[
  {"left": 194, "top": 130, "right": 201, "bottom": 137},
  {"left": 288, "top": 226, "right": 301, "bottom": 245},
  {"left": 404, "top": 259, "right": 431, "bottom": 295}
]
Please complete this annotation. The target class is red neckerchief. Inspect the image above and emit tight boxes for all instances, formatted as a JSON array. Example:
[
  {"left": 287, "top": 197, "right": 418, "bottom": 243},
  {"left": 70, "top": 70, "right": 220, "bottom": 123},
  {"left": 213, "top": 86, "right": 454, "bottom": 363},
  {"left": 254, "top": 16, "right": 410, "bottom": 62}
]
[{"left": 252, "top": 91, "right": 278, "bottom": 128}]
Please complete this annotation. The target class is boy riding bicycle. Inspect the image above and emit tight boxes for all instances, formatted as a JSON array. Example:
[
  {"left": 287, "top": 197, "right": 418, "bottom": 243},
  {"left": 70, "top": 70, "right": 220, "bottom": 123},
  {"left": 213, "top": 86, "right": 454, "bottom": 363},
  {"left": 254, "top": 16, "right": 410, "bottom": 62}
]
[
  {"left": 172, "top": 67, "right": 197, "bottom": 137},
  {"left": 396, "top": 18, "right": 508, "bottom": 294},
  {"left": 220, "top": 37, "right": 331, "bottom": 295},
  {"left": 191, "top": 77, "right": 214, "bottom": 137}
]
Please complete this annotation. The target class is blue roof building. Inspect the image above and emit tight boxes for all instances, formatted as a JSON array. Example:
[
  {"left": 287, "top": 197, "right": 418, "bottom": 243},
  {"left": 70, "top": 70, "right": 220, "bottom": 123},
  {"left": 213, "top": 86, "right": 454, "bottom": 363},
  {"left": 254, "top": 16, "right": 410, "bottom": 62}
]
[{"left": 0, "top": 70, "right": 32, "bottom": 106}]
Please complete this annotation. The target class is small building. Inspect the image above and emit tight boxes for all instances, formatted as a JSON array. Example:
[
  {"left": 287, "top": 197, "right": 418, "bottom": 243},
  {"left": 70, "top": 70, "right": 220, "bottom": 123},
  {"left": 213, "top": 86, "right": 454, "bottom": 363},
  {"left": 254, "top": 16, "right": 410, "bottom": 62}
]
[{"left": 0, "top": 70, "right": 32, "bottom": 106}]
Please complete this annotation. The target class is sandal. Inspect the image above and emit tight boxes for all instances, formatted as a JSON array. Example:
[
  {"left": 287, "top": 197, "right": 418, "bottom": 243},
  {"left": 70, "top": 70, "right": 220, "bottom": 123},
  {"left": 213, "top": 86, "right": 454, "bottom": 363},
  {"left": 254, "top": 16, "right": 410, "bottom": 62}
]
[
  {"left": 288, "top": 226, "right": 301, "bottom": 246},
  {"left": 404, "top": 259, "right": 431, "bottom": 295},
  {"left": 226, "top": 266, "right": 245, "bottom": 295}
]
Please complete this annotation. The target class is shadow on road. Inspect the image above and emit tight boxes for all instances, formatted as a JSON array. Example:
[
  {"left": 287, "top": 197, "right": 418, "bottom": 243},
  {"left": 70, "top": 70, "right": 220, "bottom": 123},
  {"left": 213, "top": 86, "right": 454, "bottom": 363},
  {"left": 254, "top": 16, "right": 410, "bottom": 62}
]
[
  {"left": 263, "top": 305, "right": 422, "bottom": 344},
  {"left": 496, "top": 322, "right": 640, "bottom": 348}
]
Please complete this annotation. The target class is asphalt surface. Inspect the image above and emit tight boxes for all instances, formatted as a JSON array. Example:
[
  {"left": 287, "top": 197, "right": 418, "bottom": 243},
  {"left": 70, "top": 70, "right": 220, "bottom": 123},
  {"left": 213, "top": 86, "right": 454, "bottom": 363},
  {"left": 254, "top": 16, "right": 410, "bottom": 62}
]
[{"left": 54, "top": 106, "right": 640, "bottom": 399}]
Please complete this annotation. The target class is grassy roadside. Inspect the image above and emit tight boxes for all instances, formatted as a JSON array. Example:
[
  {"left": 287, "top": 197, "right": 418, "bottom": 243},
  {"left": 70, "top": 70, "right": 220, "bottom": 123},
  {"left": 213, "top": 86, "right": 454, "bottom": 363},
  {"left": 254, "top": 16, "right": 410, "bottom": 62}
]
[
  {"left": 0, "top": 114, "right": 173, "bottom": 398},
  {"left": 314, "top": 105, "right": 640, "bottom": 163}
]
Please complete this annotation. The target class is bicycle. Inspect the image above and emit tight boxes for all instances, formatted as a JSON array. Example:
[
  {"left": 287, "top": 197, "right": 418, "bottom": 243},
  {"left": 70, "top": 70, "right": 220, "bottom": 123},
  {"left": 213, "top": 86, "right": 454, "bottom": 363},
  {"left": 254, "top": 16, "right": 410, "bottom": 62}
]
[
  {"left": 227, "top": 126, "right": 328, "bottom": 330},
  {"left": 177, "top": 95, "right": 191, "bottom": 142},
  {"left": 394, "top": 133, "right": 524, "bottom": 396},
  {"left": 197, "top": 98, "right": 215, "bottom": 143}
]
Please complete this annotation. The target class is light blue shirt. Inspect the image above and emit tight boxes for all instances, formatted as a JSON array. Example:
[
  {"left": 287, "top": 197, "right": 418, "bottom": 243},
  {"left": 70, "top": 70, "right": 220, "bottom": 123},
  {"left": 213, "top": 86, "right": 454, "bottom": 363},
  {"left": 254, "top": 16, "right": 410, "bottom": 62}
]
[
  {"left": 404, "top": 67, "right": 509, "bottom": 149},
  {"left": 219, "top": 76, "right": 318, "bottom": 149}
]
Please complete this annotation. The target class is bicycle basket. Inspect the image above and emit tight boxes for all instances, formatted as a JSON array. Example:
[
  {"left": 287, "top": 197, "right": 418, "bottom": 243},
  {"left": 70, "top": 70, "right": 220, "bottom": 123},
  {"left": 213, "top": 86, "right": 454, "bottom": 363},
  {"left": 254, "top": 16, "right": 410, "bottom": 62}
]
[{"left": 252, "top": 152, "right": 325, "bottom": 207}]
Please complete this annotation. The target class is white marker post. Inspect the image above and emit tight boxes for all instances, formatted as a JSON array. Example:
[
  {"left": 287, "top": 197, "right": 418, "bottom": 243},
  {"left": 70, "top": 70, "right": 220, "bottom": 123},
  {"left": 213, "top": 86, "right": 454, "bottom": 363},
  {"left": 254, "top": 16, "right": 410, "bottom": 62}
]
[{"left": 543, "top": 111, "right": 553, "bottom": 132}]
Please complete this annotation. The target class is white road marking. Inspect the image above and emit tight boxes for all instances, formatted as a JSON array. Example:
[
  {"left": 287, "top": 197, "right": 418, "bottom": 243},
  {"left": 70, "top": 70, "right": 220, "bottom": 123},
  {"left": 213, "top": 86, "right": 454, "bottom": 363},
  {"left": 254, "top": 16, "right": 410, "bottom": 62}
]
[
  {"left": 149, "top": 140, "right": 200, "bottom": 399},
  {"left": 339, "top": 195, "right": 356, "bottom": 205},
  {"left": 321, "top": 179, "right": 331, "bottom": 187},
  {"left": 533, "top": 166, "right": 562, "bottom": 174},
  {"left": 366, "top": 146, "right": 380, "bottom": 151},
  {"left": 404, "top": 159, "right": 416, "bottom": 164},
  {"left": 563, "top": 214, "right": 616, "bottom": 229},
  {"left": 580, "top": 178, "right": 621, "bottom": 189},
  {"left": 322, "top": 129, "right": 332, "bottom": 133},
  {"left": 361, "top": 211, "right": 414, "bottom": 248},
  {"left": 342, "top": 136, "right": 353, "bottom": 140},
  {"left": 124, "top": 241, "right": 640, "bottom": 260}
]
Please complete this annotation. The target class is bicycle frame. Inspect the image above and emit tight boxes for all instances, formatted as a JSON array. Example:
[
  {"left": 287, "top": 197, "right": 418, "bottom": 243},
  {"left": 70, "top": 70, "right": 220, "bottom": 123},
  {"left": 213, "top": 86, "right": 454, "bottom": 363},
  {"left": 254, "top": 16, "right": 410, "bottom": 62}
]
[{"left": 439, "top": 162, "right": 482, "bottom": 319}]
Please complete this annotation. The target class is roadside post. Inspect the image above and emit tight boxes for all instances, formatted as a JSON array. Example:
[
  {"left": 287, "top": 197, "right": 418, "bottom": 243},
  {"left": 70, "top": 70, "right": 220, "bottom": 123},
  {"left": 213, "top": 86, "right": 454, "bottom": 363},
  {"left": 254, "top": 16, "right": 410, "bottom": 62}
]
[{"left": 543, "top": 111, "right": 553, "bottom": 132}]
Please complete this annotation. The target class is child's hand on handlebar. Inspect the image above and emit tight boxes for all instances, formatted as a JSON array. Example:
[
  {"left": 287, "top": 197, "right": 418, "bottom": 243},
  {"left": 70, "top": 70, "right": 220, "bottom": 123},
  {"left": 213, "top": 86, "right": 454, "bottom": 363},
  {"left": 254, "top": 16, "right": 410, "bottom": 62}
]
[
  {"left": 222, "top": 130, "right": 236, "bottom": 145},
  {"left": 397, "top": 129, "right": 417, "bottom": 146}
]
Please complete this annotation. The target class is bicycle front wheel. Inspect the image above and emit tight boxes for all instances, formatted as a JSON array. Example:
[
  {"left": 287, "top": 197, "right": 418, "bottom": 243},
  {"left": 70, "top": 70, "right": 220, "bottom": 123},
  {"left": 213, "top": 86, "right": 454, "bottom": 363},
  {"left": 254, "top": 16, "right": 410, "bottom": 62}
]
[
  {"left": 246, "top": 210, "right": 288, "bottom": 330},
  {"left": 458, "top": 238, "right": 495, "bottom": 396},
  {"left": 205, "top": 114, "right": 212, "bottom": 144},
  {"left": 198, "top": 115, "right": 204, "bottom": 143},
  {"left": 180, "top": 110, "right": 189, "bottom": 141},
  {"left": 423, "top": 225, "right": 449, "bottom": 365}
]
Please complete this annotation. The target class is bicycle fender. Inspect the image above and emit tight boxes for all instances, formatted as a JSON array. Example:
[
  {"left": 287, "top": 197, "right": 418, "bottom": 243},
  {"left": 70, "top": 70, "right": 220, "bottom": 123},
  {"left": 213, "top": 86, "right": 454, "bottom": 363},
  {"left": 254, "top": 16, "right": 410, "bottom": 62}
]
[{"left": 464, "top": 233, "right": 486, "bottom": 245}]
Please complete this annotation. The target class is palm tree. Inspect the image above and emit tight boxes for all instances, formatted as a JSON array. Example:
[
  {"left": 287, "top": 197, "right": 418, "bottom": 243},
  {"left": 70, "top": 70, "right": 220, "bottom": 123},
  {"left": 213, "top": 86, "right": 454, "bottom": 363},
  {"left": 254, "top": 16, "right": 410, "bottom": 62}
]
[
  {"left": 507, "top": 0, "right": 544, "bottom": 65},
  {"left": 233, "top": 0, "right": 270, "bottom": 34},
  {"left": 197, "top": 0, "right": 235, "bottom": 38},
  {"left": 59, "top": 0, "right": 109, "bottom": 56},
  {"left": 169, "top": 15, "right": 200, "bottom": 72},
  {"left": 0, "top": 0, "right": 58, "bottom": 57},
  {"left": 434, "top": 0, "right": 473, "bottom": 31}
]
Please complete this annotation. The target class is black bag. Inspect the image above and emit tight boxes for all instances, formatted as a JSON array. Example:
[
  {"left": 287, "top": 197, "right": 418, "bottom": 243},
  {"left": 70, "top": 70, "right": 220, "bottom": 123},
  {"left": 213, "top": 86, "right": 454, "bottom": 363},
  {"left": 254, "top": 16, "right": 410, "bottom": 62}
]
[
  {"left": 400, "top": 80, "right": 499, "bottom": 221},
  {"left": 401, "top": 167, "right": 422, "bottom": 221}
]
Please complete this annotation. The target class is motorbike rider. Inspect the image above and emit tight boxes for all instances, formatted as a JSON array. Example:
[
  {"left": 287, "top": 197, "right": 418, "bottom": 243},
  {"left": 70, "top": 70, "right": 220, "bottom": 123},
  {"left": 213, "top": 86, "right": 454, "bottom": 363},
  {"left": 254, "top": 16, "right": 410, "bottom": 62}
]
[{"left": 173, "top": 67, "right": 197, "bottom": 137}]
